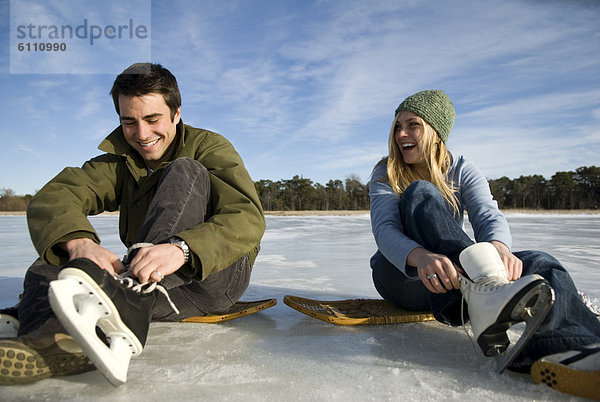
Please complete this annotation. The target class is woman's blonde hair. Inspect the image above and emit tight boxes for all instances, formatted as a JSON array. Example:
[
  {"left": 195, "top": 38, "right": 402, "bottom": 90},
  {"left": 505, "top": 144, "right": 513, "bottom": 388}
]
[{"left": 384, "top": 114, "right": 459, "bottom": 215}]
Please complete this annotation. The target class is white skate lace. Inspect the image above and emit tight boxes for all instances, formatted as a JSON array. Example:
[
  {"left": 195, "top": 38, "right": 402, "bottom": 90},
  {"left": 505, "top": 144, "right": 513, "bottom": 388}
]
[
  {"left": 460, "top": 295, "right": 477, "bottom": 350},
  {"left": 113, "top": 271, "right": 180, "bottom": 315},
  {"left": 122, "top": 242, "right": 155, "bottom": 264},
  {"left": 458, "top": 277, "right": 479, "bottom": 352},
  {"left": 465, "top": 276, "right": 511, "bottom": 292},
  {"left": 119, "top": 242, "right": 180, "bottom": 314}
]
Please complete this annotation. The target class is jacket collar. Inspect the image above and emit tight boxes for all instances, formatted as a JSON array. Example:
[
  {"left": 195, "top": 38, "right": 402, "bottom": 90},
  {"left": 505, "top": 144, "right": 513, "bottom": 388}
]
[{"left": 98, "top": 120, "right": 186, "bottom": 159}]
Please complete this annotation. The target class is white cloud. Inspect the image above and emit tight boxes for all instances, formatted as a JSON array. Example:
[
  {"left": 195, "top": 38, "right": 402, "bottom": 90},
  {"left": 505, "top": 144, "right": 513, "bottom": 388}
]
[
  {"left": 74, "top": 87, "right": 110, "bottom": 120},
  {"left": 452, "top": 122, "right": 600, "bottom": 180},
  {"left": 2, "top": 0, "right": 599, "bottom": 191},
  {"left": 460, "top": 90, "right": 600, "bottom": 125},
  {"left": 183, "top": 0, "right": 599, "bottom": 182},
  {"left": 13, "top": 144, "right": 40, "bottom": 158}
]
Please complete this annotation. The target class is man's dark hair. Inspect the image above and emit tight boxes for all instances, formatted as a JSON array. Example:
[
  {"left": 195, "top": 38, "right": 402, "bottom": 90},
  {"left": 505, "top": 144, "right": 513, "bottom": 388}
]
[{"left": 110, "top": 63, "right": 181, "bottom": 121}]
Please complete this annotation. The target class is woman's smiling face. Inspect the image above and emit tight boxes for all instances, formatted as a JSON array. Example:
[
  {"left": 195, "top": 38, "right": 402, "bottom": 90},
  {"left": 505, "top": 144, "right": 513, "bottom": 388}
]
[{"left": 394, "top": 111, "right": 428, "bottom": 169}]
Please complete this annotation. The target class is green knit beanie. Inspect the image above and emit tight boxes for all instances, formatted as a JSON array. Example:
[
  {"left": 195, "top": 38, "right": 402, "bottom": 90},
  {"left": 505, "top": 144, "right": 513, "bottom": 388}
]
[{"left": 394, "top": 90, "right": 455, "bottom": 143}]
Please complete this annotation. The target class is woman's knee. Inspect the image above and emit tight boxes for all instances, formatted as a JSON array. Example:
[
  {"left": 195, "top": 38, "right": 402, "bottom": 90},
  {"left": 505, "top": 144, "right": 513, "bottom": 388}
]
[
  {"left": 401, "top": 180, "right": 446, "bottom": 209},
  {"left": 404, "top": 180, "right": 439, "bottom": 198},
  {"left": 516, "top": 250, "right": 567, "bottom": 275}
]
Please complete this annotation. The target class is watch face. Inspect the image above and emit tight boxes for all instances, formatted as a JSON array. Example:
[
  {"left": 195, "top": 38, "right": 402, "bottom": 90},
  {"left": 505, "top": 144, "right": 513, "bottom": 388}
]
[{"left": 170, "top": 238, "right": 189, "bottom": 262}]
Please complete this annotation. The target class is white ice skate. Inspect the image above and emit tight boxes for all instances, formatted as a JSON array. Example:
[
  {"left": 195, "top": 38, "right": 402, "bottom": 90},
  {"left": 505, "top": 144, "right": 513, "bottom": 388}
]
[
  {"left": 48, "top": 267, "right": 144, "bottom": 386},
  {"left": 0, "top": 314, "right": 19, "bottom": 338},
  {"left": 459, "top": 243, "right": 554, "bottom": 373}
]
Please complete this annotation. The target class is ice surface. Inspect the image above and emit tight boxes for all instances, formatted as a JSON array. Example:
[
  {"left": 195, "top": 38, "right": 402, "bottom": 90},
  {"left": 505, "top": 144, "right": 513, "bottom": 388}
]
[{"left": 1, "top": 213, "right": 598, "bottom": 401}]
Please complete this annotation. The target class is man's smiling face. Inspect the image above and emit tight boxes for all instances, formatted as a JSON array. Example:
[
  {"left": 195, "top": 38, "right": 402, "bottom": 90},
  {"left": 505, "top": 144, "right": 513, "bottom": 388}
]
[{"left": 119, "top": 93, "right": 181, "bottom": 169}]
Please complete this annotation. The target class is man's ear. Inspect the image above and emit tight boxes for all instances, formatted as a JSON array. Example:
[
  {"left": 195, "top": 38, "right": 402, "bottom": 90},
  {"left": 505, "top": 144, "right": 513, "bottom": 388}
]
[{"left": 173, "top": 106, "right": 182, "bottom": 124}]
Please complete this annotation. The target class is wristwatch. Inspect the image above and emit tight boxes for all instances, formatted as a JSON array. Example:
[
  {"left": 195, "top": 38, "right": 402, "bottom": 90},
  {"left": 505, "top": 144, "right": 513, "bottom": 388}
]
[{"left": 169, "top": 237, "right": 190, "bottom": 263}]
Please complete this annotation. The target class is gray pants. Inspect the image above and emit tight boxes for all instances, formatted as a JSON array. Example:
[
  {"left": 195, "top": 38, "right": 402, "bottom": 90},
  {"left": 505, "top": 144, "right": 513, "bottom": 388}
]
[{"left": 14, "top": 158, "right": 252, "bottom": 335}]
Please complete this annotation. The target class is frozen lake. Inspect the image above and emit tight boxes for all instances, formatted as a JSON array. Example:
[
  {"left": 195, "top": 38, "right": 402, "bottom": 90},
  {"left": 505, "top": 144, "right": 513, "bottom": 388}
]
[{"left": 1, "top": 213, "right": 599, "bottom": 401}]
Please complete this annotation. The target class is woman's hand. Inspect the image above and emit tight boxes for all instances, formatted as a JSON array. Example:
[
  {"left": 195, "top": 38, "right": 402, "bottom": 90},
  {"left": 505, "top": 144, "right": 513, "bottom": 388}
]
[
  {"left": 408, "top": 247, "right": 462, "bottom": 293},
  {"left": 490, "top": 241, "right": 523, "bottom": 281}
]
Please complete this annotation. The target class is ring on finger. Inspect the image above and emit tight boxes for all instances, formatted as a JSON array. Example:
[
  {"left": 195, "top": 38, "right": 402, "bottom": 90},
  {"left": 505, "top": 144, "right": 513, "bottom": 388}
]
[
  {"left": 427, "top": 273, "right": 437, "bottom": 280},
  {"left": 154, "top": 269, "right": 164, "bottom": 281}
]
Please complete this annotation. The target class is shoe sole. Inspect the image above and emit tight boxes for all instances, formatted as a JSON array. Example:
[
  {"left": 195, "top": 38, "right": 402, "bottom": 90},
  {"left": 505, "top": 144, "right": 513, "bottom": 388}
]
[
  {"left": 532, "top": 360, "right": 600, "bottom": 399},
  {"left": 0, "top": 340, "right": 94, "bottom": 385},
  {"left": 0, "top": 341, "right": 51, "bottom": 385},
  {"left": 38, "top": 339, "right": 96, "bottom": 377}
]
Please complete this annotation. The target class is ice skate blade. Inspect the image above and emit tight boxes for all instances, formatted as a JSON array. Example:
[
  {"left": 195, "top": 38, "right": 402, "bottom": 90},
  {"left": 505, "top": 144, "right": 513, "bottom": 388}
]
[
  {"left": 496, "top": 281, "right": 555, "bottom": 373},
  {"left": 476, "top": 276, "right": 550, "bottom": 357},
  {"left": 49, "top": 268, "right": 143, "bottom": 386},
  {"left": 478, "top": 325, "right": 510, "bottom": 357}
]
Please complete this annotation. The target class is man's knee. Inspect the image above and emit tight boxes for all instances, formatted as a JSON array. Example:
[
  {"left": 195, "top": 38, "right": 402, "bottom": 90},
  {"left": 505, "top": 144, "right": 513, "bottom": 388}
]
[
  {"left": 164, "top": 158, "right": 209, "bottom": 182},
  {"left": 157, "top": 157, "right": 211, "bottom": 201},
  {"left": 169, "top": 157, "right": 203, "bottom": 171}
]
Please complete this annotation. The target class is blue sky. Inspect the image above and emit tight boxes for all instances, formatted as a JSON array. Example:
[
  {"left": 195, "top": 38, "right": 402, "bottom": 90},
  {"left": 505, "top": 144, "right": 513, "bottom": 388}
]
[{"left": 1, "top": 0, "right": 599, "bottom": 195}]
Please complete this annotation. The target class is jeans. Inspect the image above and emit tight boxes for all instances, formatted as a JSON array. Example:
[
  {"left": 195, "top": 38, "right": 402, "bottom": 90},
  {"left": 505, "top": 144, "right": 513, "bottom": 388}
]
[
  {"left": 9, "top": 157, "right": 252, "bottom": 335},
  {"left": 371, "top": 180, "right": 600, "bottom": 370}
]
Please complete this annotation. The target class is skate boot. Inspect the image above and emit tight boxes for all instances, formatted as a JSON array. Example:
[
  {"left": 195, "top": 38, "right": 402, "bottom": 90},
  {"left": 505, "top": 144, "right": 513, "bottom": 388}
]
[
  {"left": 532, "top": 343, "right": 600, "bottom": 399},
  {"left": 0, "top": 318, "right": 94, "bottom": 385},
  {"left": 458, "top": 243, "right": 554, "bottom": 373},
  {"left": 48, "top": 258, "right": 178, "bottom": 386}
]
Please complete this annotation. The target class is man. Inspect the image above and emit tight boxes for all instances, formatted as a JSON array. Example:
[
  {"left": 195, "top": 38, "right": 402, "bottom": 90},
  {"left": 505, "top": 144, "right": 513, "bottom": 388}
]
[{"left": 0, "top": 63, "right": 265, "bottom": 385}]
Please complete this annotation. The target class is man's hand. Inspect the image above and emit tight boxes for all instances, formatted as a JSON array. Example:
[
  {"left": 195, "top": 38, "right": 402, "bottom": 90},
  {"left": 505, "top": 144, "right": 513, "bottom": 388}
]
[
  {"left": 490, "top": 240, "right": 523, "bottom": 281},
  {"left": 61, "top": 238, "right": 125, "bottom": 275},
  {"left": 128, "top": 243, "right": 185, "bottom": 284}
]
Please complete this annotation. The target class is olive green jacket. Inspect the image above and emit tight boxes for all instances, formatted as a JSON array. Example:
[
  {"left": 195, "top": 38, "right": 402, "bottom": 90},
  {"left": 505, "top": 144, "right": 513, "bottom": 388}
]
[{"left": 27, "top": 122, "right": 265, "bottom": 280}]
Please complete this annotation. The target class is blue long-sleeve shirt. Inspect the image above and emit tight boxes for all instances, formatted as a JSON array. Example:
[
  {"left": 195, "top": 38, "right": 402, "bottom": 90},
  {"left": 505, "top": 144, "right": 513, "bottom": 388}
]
[{"left": 369, "top": 154, "right": 512, "bottom": 277}]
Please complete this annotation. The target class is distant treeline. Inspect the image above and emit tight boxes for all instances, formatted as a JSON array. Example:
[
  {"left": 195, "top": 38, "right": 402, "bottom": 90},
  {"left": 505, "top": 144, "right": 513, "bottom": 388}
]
[
  {"left": 255, "top": 166, "right": 599, "bottom": 211},
  {"left": 255, "top": 175, "right": 370, "bottom": 211},
  {"left": 0, "top": 189, "right": 32, "bottom": 211},
  {"left": 488, "top": 166, "right": 599, "bottom": 210},
  {"left": 1, "top": 166, "right": 598, "bottom": 212}
]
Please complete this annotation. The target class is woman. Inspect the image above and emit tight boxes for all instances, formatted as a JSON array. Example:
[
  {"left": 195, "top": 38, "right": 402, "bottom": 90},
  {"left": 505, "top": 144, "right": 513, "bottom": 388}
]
[{"left": 369, "top": 90, "right": 600, "bottom": 399}]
